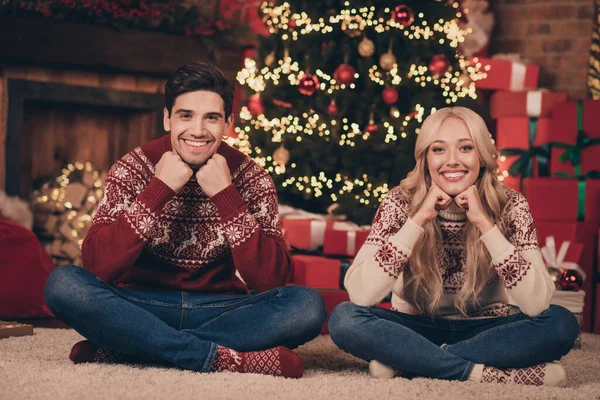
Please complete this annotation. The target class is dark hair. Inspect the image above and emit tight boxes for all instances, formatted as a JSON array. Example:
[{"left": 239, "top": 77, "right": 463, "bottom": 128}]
[{"left": 164, "top": 62, "right": 235, "bottom": 117}]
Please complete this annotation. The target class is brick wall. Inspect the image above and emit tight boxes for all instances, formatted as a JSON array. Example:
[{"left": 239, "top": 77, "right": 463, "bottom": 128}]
[{"left": 489, "top": 0, "right": 596, "bottom": 99}]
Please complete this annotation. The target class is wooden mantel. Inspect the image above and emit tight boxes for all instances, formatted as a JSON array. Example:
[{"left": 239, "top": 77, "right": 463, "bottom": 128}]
[
  {"left": 0, "top": 15, "right": 246, "bottom": 193},
  {"left": 0, "top": 15, "right": 245, "bottom": 80}
]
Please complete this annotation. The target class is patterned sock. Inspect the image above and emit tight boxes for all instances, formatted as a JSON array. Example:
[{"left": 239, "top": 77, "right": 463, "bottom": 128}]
[
  {"left": 469, "top": 362, "right": 567, "bottom": 387},
  {"left": 210, "top": 345, "right": 304, "bottom": 379},
  {"left": 69, "top": 340, "right": 139, "bottom": 364}
]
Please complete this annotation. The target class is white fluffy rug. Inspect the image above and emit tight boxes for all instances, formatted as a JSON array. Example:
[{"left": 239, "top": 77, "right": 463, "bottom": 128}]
[{"left": 1, "top": 328, "right": 599, "bottom": 400}]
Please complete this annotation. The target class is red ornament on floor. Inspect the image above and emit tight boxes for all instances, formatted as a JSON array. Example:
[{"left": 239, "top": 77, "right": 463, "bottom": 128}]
[
  {"left": 382, "top": 87, "right": 399, "bottom": 104},
  {"left": 298, "top": 74, "right": 319, "bottom": 96},
  {"left": 558, "top": 270, "right": 583, "bottom": 291},
  {"left": 391, "top": 5, "right": 414, "bottom": 27},
  {"left": 334, "top": 64, "right": 356, "bottom": 86}
]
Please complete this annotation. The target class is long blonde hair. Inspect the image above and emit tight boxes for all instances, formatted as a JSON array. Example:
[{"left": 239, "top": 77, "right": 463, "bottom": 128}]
[{"left": 399, "top": 107, "right": 507, "bottom": 315}]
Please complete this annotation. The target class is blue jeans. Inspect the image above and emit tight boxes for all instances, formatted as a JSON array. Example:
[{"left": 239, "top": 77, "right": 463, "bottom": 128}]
[
  {"left": 44, "top": 265, "right": 327, "bottom": 372},
  {"left": 328, "top": 302, "right": 579, "bottom": 381}
]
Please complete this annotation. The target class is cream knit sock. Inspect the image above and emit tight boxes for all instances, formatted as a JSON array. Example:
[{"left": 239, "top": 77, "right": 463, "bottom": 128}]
[{"left": 468, "top": 362, "right": 567, "bottom": 387}]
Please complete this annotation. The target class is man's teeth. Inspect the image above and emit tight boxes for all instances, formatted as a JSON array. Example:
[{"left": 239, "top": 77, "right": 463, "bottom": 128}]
[
  {"left": 184, "top": 140, "right": 208, "bottom": 147},
  {"left": 443, "top": 172, "right": 465, "bottom": 178}
]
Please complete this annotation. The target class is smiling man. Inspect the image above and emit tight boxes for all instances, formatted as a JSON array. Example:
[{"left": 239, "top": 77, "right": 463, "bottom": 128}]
[{"left": 44, "top": 63, "right": 326, "bottom": 378}]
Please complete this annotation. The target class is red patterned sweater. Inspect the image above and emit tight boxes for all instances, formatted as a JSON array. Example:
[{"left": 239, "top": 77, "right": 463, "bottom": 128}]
[
  {"left": 82, "top": 135, "right": 291, "bottom": 294},
  {"left": 344, "top": 186, "right": 554, "bottom": 318}
]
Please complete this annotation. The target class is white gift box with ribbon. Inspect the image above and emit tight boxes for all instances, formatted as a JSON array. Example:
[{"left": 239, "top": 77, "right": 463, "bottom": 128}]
[{"left": 540, "top": 236, "right": 587, "bottom": 281}]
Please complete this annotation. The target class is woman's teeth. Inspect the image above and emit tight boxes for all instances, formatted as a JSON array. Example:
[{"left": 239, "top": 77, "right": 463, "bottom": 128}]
[{"left": 443, "top": 172, "right": 465, "bottom": 178}]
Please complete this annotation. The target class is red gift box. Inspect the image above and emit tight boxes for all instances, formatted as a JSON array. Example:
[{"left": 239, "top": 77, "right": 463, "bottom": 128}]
[
  {"left": 496, "top": 117, "right": 551, "bottom": 189},
  {"left": 536, "top": 222, "right": 598, "bottom": 332},
  {"left": 471, "top": 57, "right": 539, "bottom": 91},
  {"left": 498, "top": 155, "right": 523, "bottom": 192},
  {"left": 550, "top": 100, "right": 600, "bottom": 176},
  {"left": 291, "top": 255, "right": 351, "bottom": 289},
  {"left": 317, "top": 289, "right": 350, "bottom": 334},
  {"left": 490, "top": 91, "right": 567, "bottom": 119},
  {"left": 280, "top": 219, "right": 331, "bottom": 251},
  {"left": 323, "top": 228, "right": 370, "bottom": 257},
  {"left": 523, "top": 178, "right": 600, "bottom": 223}
]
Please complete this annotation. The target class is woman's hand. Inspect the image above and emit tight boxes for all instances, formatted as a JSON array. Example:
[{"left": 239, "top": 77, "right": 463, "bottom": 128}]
[
  {"left": 412, "top": 183, "right": 452, "bottom": 226},
  {"left": 454, "top": 185, "right": 494, "bottom": 234}
]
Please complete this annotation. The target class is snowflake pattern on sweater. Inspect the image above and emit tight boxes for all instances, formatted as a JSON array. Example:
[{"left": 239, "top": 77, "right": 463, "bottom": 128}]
[
  {"left": 344, "top": 186, "right": 554, "bottom": 318},
  {"left": 83, "top": 136, "right": 290, "bottom": 294}
]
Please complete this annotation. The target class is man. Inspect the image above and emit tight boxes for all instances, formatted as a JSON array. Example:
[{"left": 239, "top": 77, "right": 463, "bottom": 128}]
[{"left": 44, "top": 62, "right": 326, "bottom": 378}]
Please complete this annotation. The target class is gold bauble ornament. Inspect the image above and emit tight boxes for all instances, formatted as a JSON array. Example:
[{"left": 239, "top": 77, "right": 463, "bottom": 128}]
[
  {"left": 273, "top": 145, "right": 290, "bottom": 165},
  {"left": 379, "top": 51, "right": 397, "bottom": 70},
  {"left": 358, "top": 37, "right": 375, "bottom": 57}
]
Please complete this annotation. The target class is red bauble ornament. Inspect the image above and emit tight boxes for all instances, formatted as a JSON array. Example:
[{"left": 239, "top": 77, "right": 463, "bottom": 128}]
[
  {"left": 391, "top": 5, "right": 414, "bottom": 27},
  {"left": 382, "top": 87, "right": 399, "bottom": 104},
  {"left": 429, "top": 54, "right": 450, "bottom": 75},
  {"left": 333, "top": 64, "right": 356, "bottom": 86},
  {"left": 288, "top": 18, "right": 297, "bottom": 28},
  {"left": 365, "top": 121, "right": 378, "bottom": 134},
  {"left": 327, "top": 101, "right": 338, "bottom": 116},
  {"left": 558, "top": 270, "right": 583, "bottom": 291},
  {"left": 247, "top": 94, "right": 264, "bottom": 116},
  {"left": 298, "top": 74, "right": 319, "bottom": 96}
]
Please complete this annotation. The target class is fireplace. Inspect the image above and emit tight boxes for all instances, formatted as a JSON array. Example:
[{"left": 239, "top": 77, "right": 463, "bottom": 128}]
[{"left": 5, "top": 79, "right": 164, "bottom": 197}]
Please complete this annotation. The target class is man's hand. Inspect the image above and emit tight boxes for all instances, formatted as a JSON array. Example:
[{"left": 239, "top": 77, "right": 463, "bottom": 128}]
[
  {"left": 454, "top": 185, "right": 494, "bottom": 234},
  {"left": 412, "top": 183, "right": 452, "bottom": 226},
  {"left": 155, "top": 151, "right": 193, "bottom": 192},
  {"left": 196, "top": 154, "right": 232, "bottom": 197}
]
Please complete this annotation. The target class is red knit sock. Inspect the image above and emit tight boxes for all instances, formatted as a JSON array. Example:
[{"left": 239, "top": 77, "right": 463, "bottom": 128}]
[
  {"left": 69, "top": 340, "right": 137, "bottom": 364},
  {"left": 210, "top": 345, "right": 304, "bottom": 378}
]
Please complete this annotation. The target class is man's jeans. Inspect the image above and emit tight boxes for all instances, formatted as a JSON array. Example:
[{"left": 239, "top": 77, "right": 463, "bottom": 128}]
[
  {"left": 44, "top": 265, "right": 327, "bottom": 372},
  {"left": 328, "top": 302, "right": 579, "bottom": 381}
]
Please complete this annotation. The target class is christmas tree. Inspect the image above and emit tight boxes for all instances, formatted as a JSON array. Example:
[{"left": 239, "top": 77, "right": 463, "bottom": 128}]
[{"left": 233, "top": 0, "right": 483, "bottom": 225}]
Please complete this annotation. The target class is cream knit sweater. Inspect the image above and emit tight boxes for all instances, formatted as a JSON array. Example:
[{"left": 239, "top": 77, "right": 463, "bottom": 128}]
[{"left": 344, "top": 186, "right": 554, "bottom": 318}]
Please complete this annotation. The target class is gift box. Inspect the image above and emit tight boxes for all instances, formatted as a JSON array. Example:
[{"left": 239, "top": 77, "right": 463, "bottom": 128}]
[
  {"left": 323, "top": 228, "right": 370, "bottom": 257},
  {"left": 536, "top": 221, "right": 599, "bottom": 332},
  {"left": 550, "top": 290, "right": 585, "bottom": 349},
  {"left": 280, "top": 219, "right": 331, "bottom": 251},
  {"left": 550, "top": 100, "right": 600, "bottom": 176},
  {"left": 291, "top": 255, "right": 351, "bottom": 289},
  {"left": 496, "top": 117, "right": 551, "bottom": 188},
  {"left": 318, "top": 289, "right": 350, "bottom": 334},
  {"left": 523, "top": 178, "right": 600, "bottom": 223},
  {"left": 471, "top": 56, "right": 539, "bottom": 91},
  {"left": 490, "top": 90, "right": 567, "bottom": 119}
]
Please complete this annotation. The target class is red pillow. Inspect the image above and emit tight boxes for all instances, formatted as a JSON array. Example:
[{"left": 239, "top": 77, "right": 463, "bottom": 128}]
[{"left": 0, "top": 218, "right": 56, "bottom": 318}]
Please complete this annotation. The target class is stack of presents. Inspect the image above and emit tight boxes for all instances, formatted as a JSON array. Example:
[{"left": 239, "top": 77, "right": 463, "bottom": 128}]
[
  {"left": 473, "top": 55, "right": 600, "bottom": 341},
  {"left": 281, "top": 56, "right": 600, "bottom": 341}
]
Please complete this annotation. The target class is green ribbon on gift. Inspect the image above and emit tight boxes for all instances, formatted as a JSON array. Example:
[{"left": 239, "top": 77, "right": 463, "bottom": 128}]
[
  {"left": 500, "top": 118, "right": 550, "bottom": 177},
  {"left": 552, "top": 100, "right": 600, "bottom": 177},
  {"left": 552, "top": 171, "right": 600, "bottom": 221}
]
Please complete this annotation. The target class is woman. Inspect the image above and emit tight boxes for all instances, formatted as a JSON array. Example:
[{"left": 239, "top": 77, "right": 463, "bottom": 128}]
[{"left": 327, "top": 107, "right": 579, "bottom": 386}]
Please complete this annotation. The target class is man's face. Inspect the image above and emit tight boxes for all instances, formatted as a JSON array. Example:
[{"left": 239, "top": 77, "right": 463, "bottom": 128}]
[
  {"left": 426, "top": 117, "right": 481, "bottom": 196},
  {"left": 164, "top": 90, "right": 233, "bottom": 168}
]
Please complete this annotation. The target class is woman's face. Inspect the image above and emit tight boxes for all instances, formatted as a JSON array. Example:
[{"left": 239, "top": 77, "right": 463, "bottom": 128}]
[{"left": 426, "top": 117, "right": 481, "bottom": 196}]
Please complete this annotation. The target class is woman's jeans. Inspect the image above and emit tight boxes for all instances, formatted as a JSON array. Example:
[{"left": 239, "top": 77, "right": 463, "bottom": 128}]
[
  {"left": 327, "top": 302, "right": 579, "bottom": 381},
  {"left": 44, "top": 265, "right": 327, "bottom": 372}
]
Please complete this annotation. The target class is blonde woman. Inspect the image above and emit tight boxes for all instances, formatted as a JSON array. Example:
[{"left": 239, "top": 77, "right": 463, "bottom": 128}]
[{"left": 327, "top": 107, "right": 578, "bottom": 386}]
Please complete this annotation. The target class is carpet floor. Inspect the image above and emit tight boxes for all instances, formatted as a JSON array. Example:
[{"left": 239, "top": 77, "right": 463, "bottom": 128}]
[{"left": 1, "top": 328, "right": 599, "bottom": 400}]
